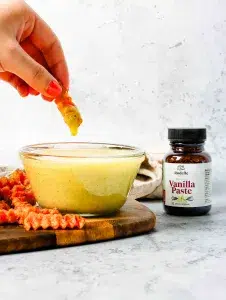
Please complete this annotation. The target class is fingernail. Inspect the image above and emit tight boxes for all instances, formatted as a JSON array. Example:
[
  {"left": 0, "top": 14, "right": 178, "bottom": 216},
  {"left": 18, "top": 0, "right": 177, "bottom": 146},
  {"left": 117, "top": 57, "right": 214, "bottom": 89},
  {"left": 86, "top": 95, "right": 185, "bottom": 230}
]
[{"left": 46, "top": 80, "right": 62, "bottom": 97}]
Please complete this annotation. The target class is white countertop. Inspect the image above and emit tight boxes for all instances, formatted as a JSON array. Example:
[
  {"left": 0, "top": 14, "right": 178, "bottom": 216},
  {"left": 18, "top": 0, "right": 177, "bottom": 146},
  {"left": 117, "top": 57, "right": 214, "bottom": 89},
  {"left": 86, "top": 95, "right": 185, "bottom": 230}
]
[{"left": 0, "top": 189, "right": 225, "bottom": 300}]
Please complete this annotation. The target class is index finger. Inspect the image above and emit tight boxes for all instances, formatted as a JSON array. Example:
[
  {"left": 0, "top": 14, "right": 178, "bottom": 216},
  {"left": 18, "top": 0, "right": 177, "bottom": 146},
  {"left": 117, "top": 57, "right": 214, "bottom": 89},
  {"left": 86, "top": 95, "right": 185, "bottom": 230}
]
[{"left": 30, "top": 14, "right": 69, "bottom": 89}]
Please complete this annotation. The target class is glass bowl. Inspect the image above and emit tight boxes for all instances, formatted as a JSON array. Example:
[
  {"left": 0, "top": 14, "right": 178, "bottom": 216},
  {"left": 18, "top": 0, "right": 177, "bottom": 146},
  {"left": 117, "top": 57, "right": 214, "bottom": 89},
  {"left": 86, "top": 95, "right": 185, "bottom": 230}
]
[{"left": 19, "top": 142, "right": 145, "bottom": 216}]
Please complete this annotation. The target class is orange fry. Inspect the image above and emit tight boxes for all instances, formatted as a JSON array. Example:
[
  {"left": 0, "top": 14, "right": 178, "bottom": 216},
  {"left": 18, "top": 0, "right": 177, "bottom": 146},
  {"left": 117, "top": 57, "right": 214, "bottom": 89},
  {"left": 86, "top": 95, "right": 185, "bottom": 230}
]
[
  {"left": 0, "top": 169, "right": 86, "bottom": 231},
  {"left": 23, "top": 212, "right": 85, "bottom": 231},
  {"left": 0, "top": 209, "right": 18, "bottom": 224},
  {"left": 55, "top": 88, "right": 83, "bottom": 136},
  {"left": 0, "top": 201, "right": 10, "bottom": 210}
]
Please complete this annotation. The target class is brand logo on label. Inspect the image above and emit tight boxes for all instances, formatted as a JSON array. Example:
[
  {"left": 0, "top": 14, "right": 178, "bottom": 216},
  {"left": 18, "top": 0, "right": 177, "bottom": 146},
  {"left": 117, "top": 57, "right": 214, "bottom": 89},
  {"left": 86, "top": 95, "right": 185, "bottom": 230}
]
[
  {"left": 174, "top": 165, "right": 188, "bottom": 175},
  {"left": 177, "top": 165, "right": 185, "bottom": 171}
]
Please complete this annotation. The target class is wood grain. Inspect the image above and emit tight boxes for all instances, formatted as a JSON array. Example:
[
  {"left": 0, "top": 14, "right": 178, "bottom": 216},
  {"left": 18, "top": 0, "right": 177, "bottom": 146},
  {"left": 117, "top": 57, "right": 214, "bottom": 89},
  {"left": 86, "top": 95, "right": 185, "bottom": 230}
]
[{"left": 0, "top": 200, "right": 156, "bottom": 255}]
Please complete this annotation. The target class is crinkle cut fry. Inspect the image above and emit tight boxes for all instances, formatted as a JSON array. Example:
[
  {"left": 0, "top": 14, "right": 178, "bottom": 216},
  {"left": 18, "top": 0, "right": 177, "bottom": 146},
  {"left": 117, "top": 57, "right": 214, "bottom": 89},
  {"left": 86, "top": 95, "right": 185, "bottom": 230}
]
[
  {"left": 23, "top": 212, "right": 85, "bottom": 231},
  {"left": 0, "top": 169, "right": 35, "bottom": 206},
  {"left": 0, "top": 209, "right": 18, "bottom": 224},
  {"left": 0, "top": 169, "right": 86, "bottom": 231},
  {"left": 14, "top": 205, "right": 60, "bottom": 225},
  {"left": 0, "top": 200, "right": 10, "bottom": 210},
  {"left": 9, "top": 169, "right": 28, "bottom": 186},
  {"left": 55, "top": 88, "right": 83, "bottom": 136}
]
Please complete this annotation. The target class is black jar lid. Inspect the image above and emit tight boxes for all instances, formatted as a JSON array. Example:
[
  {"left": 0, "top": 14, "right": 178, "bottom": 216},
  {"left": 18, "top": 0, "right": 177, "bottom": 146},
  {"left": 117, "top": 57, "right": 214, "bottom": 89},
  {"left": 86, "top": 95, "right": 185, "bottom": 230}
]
[{"left": 168, "top": 128, "right": 206, "bottom": 143}]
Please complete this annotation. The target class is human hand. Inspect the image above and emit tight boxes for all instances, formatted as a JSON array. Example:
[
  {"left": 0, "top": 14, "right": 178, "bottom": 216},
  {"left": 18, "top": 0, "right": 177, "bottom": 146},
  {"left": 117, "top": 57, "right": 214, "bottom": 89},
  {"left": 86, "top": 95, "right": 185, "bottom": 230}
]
[{"left": 0, "top": 0, "right": 69, "bottom": 101}]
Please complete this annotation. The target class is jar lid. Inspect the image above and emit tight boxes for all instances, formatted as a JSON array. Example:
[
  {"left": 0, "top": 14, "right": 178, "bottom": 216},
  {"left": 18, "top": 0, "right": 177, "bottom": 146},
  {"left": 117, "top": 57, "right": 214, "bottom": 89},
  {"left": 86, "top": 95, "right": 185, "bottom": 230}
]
[{"left": 168, "top": 128, "right": 206, "bottom": 143}]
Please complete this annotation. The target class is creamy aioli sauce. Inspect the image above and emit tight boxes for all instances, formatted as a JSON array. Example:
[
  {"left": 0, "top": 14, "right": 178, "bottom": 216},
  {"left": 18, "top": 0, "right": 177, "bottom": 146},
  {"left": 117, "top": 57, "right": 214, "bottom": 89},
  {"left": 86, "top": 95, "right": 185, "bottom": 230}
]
[{"left": 22, "top": 148, "right": 144, "bottom": 215}]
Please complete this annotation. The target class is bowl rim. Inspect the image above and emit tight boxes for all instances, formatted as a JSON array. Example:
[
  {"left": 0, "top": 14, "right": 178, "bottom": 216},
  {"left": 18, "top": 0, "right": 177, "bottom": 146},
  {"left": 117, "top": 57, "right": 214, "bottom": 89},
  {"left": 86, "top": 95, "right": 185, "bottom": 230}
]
[{"left": 19, "top": 142, "right": 145, "bottom": 159}]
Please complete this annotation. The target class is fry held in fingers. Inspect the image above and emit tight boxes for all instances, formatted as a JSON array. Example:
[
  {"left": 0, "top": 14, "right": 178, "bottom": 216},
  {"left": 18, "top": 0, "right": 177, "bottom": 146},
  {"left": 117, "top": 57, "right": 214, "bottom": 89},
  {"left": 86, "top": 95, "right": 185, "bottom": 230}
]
[{"left": 55, "top": 87, "right": 83, "bottom": 136}]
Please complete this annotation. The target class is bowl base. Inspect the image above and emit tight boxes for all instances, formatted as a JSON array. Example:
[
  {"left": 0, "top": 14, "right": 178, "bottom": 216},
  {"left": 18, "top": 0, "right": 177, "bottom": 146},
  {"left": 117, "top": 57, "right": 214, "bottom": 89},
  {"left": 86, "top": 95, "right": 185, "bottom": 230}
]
[{"left": 79, "top": 211, "right": 119, "bottom": 218}]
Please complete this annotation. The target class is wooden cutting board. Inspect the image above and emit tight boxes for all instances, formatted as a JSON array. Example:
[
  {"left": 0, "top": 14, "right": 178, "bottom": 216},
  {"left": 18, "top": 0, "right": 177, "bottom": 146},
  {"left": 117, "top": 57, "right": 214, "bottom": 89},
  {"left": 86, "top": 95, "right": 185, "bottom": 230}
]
[{"left": 0, "top": 200, "right": 156, "bottom": 255}]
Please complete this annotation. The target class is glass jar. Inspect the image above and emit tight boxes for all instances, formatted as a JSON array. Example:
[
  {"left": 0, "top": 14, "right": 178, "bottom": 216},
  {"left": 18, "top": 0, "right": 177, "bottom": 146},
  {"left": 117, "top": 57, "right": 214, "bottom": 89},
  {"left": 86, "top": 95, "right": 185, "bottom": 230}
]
[{"left": 163, "top": 128, "right": 212, "bottom": 216}]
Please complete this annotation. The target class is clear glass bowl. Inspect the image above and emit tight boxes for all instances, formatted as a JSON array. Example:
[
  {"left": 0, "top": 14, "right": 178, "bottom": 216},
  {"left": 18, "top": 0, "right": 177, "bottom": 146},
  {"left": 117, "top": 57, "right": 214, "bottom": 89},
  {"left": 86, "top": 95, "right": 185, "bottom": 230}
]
[{"left": 19, "top": 142, "right": 145, "bottom": 216}]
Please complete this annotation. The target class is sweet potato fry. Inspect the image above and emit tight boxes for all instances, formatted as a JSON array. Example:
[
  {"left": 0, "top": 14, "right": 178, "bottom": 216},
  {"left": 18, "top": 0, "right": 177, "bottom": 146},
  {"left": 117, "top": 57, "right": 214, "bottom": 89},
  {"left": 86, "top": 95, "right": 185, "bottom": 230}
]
[
  {"left": 0, "top": 169, "right": 86, "bottom": 231},
  {"left": 55, "top": 88, "right": 83, "bottom": 136}
]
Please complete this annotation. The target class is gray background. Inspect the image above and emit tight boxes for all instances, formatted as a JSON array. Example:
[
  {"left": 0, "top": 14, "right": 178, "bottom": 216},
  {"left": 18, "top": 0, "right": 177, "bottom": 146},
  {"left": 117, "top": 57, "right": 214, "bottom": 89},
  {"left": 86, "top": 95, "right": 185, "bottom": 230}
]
[
  {"left": 0, "top": 2, "right": 225, "bottom": 299},
  {"left": 0, "top": 0, "right": 225, "bottom": 189}
]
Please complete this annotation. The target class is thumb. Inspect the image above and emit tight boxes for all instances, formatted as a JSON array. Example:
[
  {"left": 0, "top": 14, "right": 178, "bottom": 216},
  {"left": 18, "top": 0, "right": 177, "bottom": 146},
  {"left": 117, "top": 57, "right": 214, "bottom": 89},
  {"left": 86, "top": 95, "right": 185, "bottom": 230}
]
[{"left": 4, "top": 42, "right": 62, "bottom": 98}]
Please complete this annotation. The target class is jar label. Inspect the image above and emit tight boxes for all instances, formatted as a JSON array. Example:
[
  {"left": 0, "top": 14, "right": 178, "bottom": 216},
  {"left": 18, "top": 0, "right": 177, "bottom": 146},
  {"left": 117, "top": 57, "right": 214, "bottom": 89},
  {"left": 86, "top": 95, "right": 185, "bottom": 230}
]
[{"left": 163, "top": 162, "right": 212, "bottom": 207}]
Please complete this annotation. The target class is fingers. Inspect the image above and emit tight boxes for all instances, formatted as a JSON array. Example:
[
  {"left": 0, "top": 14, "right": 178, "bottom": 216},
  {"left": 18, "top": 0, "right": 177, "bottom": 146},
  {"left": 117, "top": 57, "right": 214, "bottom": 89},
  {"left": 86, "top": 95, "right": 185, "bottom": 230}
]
[
  {"left": 29, "top": 87, "right": 39, "bottom": 96},
  {"left": 4, "top": 41, "right": 62, "bottom": 97},
  {"left": 20, "top": 38, "right": 49, "bottom": 70},
  {"left": 30, "top": 16, "right": 69, "bottom": 89},
  {"left": 0, "top": 39, "right": 43, "bottom": 98},
  {"left": 17, "top": 80, "right": 29, "bottom": 97},
  {"left": 0, "top": 39, "right": 58, "bottom": 100},
  {"left": 41, "top": 95, "right": 54, "bottom": 102},
  {"left": 0, "top": 72, "right": 40, "bottom": 97},
  {"left": 0, "top": 71, "right": 50, "bottom": 99},
  {"left": 0, "top": 72, "right": 29, "bottom": 97}
]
